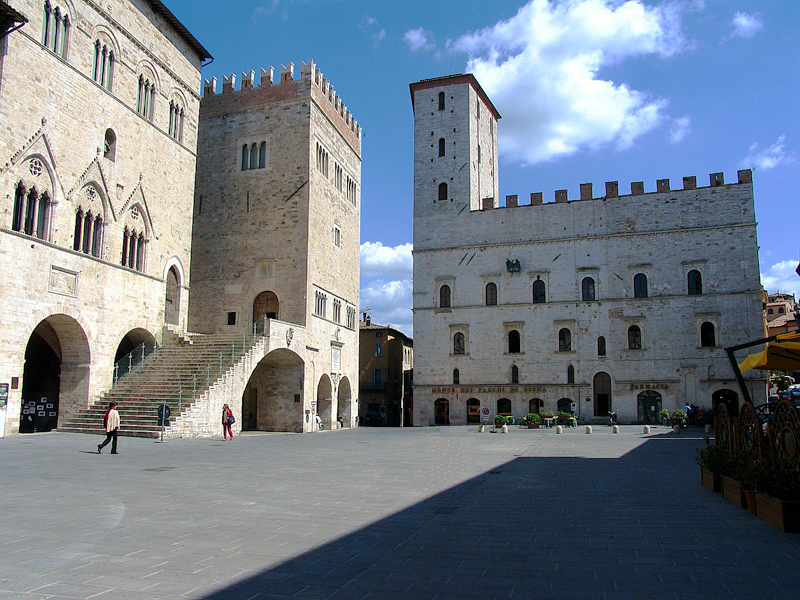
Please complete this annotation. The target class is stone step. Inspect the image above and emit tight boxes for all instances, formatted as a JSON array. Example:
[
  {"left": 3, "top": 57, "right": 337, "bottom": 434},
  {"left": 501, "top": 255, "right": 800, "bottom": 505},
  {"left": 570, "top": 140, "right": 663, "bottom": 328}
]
[{"left": 59, "top": 427, "right": 160, "bottom": 439}]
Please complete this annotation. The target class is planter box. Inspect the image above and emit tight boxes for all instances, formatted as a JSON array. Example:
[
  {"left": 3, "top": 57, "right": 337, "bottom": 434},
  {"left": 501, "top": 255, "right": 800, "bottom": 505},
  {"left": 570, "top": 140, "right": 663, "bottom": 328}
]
[
  {"left": 755, "top": 493, "right": 800, "bottom": 533},
  {"left": 701, "top": 467, "right": 721, "bottom": 493},
  {"left": 721, "top": 476, "right": 746, "bottom": 508},
  {"left": 527, "top": 424, "right": 540, "bottom": 429}
]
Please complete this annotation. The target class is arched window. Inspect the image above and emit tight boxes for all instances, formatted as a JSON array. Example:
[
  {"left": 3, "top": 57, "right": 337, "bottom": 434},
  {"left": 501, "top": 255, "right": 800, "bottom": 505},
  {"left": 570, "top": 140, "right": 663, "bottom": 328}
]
[
  {"left": 511, "top": 365, "right": 519, "bottom": 384},
  {"left": 42, "top": 2, "right": 69, "bottom": 58},
  {"left": 779, "top": 307, "right": 785, "bottom": 314},
  {"left": 700, "top": 322, "right": 716, "bottom": 347},
  {"left": 81, "top": 210, "right": 92, "bottom": 253},
  {"left": 767, "top": 308, "right": 774, "bottom": 315},
  {"left": 508, "top": 330, "right": 521, "bottom": 354},
  {"left": 438, "top": 138, "right": 445, "bottom": 157},
  {"left": 91, "top": 214, "right": 102, "bottom": 257},
  {"left": 485, "top": 282, "right": 497, "bottom": 306},
  {"left": 241, "top": 144, "right": 249, "bottom": 171},
  {"left": 438, "top": 182, "right": 448, "bottom": 201},
  {"left": 687, "top": 269, "right": 702, "bottom": 295},
  {"left": 633, "top": 273, "right": 648, "bottom": 298},
  {"left": 168, "top": 100, "right": 184, "bottom": 139},
  {"left": 22, "top": 187, "right": 39, "bottom": 236},
  {"left": 259, "top": 142, "right": 267, "bottom": 169},
  {"left": 121, "top": 228, "right": 145, "bottom": 272},
  {"left": 628, "top": 325, "right": 642, "bottom": 350},
  {"left": 497, "top": 398, "right": 511, "bottom": 415},
  {"left": 249, "top": 143, "right": 258, "bottom": 170},
  {"left": 532, "top": 279, "right": 546, "bottom": 303},
  {"left": 12, "top": 182, "right": 26, "bottom": 232},
  {"left": 597, "top": 336, "right": 606, "bottom": 357},
  {"left": 453, "top": 332, "right": 465, "bottom": 355},
  {"left": 558, "top": 328, "right": 571, "bottom": 352},
  {"left": 530, "top": 398, "right": 543, "bottom": 414},
  {"left": 438, "top": 91, "right": 445, "bottom": 111},
  {"left": 439, "top": 285, "right": 451, "bottom": 308},
  {"left": 104, "top": 129, "right": 116, "bottom": 161},
  {"left": 93, "top": 40, "right": 114, "bottom": 89},
  {"left": 567, "top": 365, "right": 575, "bottom": 384},
  {"left": 581, "top": 277, "right": 595, "bottom": 301},
  {"left": 453, "top": 369, "right": 459, "bottom": 385}
]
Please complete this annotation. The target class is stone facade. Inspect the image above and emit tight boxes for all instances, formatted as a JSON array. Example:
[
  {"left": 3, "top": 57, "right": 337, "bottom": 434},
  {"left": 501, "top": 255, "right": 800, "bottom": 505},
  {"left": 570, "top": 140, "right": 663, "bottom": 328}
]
[
  {"left": 0, "top": 0, "right": 209, "bottom": 435},
  {"left": 411, "top": 74, "right": 766, "bottom": 427},
  {"left": 188, "top": 60, "right": 361, "bottom": 433}
]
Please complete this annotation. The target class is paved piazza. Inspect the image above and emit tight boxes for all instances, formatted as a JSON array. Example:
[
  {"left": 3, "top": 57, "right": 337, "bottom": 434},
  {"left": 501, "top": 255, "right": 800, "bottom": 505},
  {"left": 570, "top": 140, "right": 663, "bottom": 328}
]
[{"left": 0, "top": 426, "right": 798, "bottom": 600}]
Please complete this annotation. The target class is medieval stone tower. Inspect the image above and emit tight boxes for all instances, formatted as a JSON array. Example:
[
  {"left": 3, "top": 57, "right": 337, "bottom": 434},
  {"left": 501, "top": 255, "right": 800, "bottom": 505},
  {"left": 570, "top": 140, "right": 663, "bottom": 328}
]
[{"left": 189, "top": 60, "right": 361, "bottom": 432}]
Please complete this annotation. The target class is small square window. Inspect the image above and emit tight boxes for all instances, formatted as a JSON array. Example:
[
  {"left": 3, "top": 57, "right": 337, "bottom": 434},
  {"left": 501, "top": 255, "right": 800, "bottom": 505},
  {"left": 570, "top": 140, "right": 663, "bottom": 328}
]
[{"left": 227, "top": 312, "right": 236, "bottom": 326}]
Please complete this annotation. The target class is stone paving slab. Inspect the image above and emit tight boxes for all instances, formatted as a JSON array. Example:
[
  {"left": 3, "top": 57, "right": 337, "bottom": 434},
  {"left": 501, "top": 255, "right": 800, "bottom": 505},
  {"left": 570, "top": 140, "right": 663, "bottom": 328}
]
[{"left": 0, "top": 426, "right": 798, "bottom": 599}]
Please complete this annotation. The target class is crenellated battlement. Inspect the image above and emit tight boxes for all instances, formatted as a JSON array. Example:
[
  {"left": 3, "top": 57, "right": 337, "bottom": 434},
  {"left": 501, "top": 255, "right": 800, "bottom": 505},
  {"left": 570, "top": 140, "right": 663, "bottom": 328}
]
[
  {"left": 484, "top": 169, "right": 753, "bottom": 211},
  {"left": 202, "top": 59, "right": 361, "bottom": 142}
]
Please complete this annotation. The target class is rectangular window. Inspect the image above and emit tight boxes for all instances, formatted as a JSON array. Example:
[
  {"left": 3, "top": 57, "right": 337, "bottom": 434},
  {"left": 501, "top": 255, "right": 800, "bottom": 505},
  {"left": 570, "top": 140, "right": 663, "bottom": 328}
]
[
  {"left": 375, "top": 342, "right": 382, "bottom": 357},
  {"left": 333, "top": 225, "right": 341, "bottom": 248},
  {"left": 227, "top": 312, "right": 236, "bottom": 326},
  {"left": 372, "top": 369, "right": 385, "bottom": 389}
]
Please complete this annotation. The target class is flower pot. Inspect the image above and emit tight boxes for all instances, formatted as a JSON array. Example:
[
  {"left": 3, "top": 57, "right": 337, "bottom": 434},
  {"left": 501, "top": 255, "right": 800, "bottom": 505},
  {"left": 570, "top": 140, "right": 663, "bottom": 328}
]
[
  {"left": 701, "top": 467, "right": 721, "bottom": 493},
  {"left": 743, "top": 490, "right": 756, "bottom": 514},
  {"left": 527, "top": 424, "right": 540, "bottom": 429},
  {"left": 755, "top": 493, "right": 800, "bottom": 533},
  {"left": 721, "top": 476, "right": 746, "bottom": 508}
]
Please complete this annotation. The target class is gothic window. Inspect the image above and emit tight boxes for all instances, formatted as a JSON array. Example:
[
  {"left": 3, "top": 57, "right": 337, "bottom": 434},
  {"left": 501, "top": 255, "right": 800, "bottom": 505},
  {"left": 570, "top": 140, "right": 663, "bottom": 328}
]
[
  {"left": 168, "top": 100, "right": 185, "bottom": 140},
  {"left": 346, "top": 306, "right": 356, "bottom": 329},
  {"left": 485, "top": 282, "right": 497, "bottom": 306},
  {"left": 508, "top": 330, "right": 521, "bottom": 354},
  {"left": 241, "top": 145, "right": 249, "bottom": 171},
  {"left": 532, "top": 279, "right": 546, "bottom": 304},
  {"left": 688, "top": 269, "right": 703, "bottom": 295},
  {"left": 633, "top": 273, "right": 648, "bottom": 298},
  {"left": 700, "top": 322, "right": 716, "bottom": 347},
  {"left": 93, "top": 40, "right": 114, "bottom": 90},
  {"left": 438, "top": 138, "right": 445, "bottom": 157},
  {"left": 453, "top": 332, "right": 465, "bottom": 355},
  {"left": 249, "top": 143, "right": 258, "bottom": 170},
  {"left": 438, "top": 182, "right": 448, "bottom": 201},
  {"left": 335, "top": 163, "right": 343, "bottom": 191},
  {"left": 315, "top": 142, "right": 329, "bottom": 177},
  {"left": 12, "top": 183, "right": 25, "bottom": 232},
  {"left": 72, "top": 207, "right": 101, "bottom": 257},
  {"left": 628, "top": 325, "right": 642, "bottom": 350},
  {"left": 558, "top": 328, "right": 571, "bottom": 352},
  {"left": 259, "top": 142, "right": 267, "bottom": 168},
  {"left": 13, "top": 182, "right": 50, "bottom": 240},
  {"left": 511, "top": 365, "right": 519, "bottom": 384},
  {"left": 597, "top": 336, "right": 606, "bottom": 357},
  {"left": 42, "top": 2, "right": 69, "bottom": 58},
  {"left": 438, "top": 91, "right": 445, "bottom": 111},
  {"left": 104, "top": 129, "right": 116, "bottom": 161},
  {"left": 333, "top": 299, "right": 341, "bottom": 322},
  {"left": 439, "top": 285, "right": 451, "bottom": 308},
  {"left": 121, "top": 227, "right": 145, "bottom": 271},
  {"left": 137, "top": 76, "right": 156, "bottom": 120},
  {"left": 453, "top": 369, "right": 459, "bottom": 384},
  {"left": 581, "top": 277, "right": 596, "bottom": 301},
  {"left": 567, "top": 365, "right": 575, "bottom": 384},
  {"left": 314, "top": 291, "right": 327, "bottom": 317}
]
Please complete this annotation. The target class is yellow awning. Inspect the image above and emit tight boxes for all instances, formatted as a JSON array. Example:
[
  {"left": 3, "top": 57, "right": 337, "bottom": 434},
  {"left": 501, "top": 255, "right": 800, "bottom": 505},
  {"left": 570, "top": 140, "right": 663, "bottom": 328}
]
[{"left": 738, "top": 331, "right": 800, "bottom": 372}]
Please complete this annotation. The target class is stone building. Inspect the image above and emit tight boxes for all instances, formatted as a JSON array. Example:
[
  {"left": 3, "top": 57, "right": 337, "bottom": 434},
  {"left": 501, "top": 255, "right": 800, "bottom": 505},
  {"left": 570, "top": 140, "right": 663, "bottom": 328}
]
[
  {"left": 410, "top": 73, "right": 766, "bottom": 426},
  {"left": 358, "top": 315, "right": 413, "bottom": 426},
  {"left": 187, "top": 60, "right": 361, "bottom": 433},
  {"left": 765, "top": 292, "right": 798, "bottom": 336},
  {"left": 0, "top": 0, "right": 210, "bottom": 436}
]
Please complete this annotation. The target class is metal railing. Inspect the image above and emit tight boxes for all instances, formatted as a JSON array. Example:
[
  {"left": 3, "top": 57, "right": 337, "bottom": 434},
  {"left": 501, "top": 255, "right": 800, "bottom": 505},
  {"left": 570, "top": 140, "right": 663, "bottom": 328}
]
[{"left": 114, "top": 342, "right": 157, "bottom": 384}]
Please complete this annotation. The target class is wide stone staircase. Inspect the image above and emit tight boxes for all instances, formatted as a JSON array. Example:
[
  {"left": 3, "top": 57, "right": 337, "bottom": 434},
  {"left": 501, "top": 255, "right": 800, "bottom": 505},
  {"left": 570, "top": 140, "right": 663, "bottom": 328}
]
[{"left": 59, "top": 330, "right": 258, "bottom": 438}]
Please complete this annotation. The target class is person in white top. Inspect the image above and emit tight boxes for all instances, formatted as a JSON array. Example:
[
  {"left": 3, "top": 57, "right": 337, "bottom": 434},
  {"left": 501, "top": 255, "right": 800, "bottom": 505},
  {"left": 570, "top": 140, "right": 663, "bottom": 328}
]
[{"left": 98, "top": 401, "right": 120, "bottom": 454}]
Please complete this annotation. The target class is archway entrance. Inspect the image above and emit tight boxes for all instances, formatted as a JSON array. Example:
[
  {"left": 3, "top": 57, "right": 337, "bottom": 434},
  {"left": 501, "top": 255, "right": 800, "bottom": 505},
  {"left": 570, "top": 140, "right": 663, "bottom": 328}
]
[
  {"left": 20, "top": 315, "right": 90, "bottom": 433},
  {"left": 497, "top": 398, "right": 512, "bottom": 416},
  {"left": 557, "top": 398, "right": 573, "bottom": 414},
  {"left": 637, "top": 391, "right": 662, "bottom": 424},
  {"left": 337, "top": 377, "right": 352, "bottom": 428},
  {"left": 529, "top": 398, "right": 543, "bottom": 414},
  {"left": 593, "top": 372, "right": 612, "bottom": 417},
  {"left": 253, "top": 291, "right": 279, "bottom": 324},
  {"left": 466, "top": 398, "right": 480, "bottom": 424},
  {"left": 712, "top": 389, "right": 739, "bottom": 417},
  {"left": 165, "top": 266, "right": 181, "bottom": 326},
  {"left": 241, "top": 348, "right": 304, "bottom": 432},
  {"left": 317, "top": 374, "right": 332, "bottom": 430},
  {"left": 434, "top": 398, "right": 449, "bottom": 425},
  {"left": 114, "top": 328, "right": 156, "bottom": 381}
]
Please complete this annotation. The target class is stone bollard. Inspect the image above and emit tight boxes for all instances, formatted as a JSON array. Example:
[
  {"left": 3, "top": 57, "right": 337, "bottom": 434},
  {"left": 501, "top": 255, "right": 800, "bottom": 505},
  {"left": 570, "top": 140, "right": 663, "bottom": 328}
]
[
  {"left": 501, "top": 424, "right": 508, "bottom": 434},
  {"left": 704, "top": 424, "right": 712, "bottom": 434},
  {"left": 673, "top": 425, "right": 681, "bottom": 434},
  {"left": 585, "top": 425, "right": 592, "bottom": 434},
  {"left": 479, "top": 425, "right": 485, "bottom": 433},
  {"left": 556, "top": 425, "right": 563, "bottom": 434},
  {"left": 612, "top": 425, "right": 620, "bottom": 434},
  {"left": 643, "top": 425, "right": 651, "bottom": 434}
]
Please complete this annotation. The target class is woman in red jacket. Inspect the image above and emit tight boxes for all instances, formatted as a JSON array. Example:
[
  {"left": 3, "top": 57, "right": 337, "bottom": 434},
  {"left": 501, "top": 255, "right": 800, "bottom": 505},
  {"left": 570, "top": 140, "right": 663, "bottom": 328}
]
[{"left": 222, "top": 403, "right": 234, "bottom": 440}]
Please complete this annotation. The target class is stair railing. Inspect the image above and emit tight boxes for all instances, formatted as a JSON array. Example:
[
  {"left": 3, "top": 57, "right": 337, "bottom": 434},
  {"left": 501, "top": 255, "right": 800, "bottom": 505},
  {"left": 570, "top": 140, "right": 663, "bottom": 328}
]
[{"left": 113, "top": 342, "right": 157, "bottom": 385}]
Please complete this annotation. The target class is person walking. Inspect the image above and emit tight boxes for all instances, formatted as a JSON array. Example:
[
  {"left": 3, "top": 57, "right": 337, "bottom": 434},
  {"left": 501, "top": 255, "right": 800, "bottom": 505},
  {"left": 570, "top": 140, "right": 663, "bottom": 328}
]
[
  {"left": 98, "top": 401, "right": 120, "bottom": 454},
  {"left": 222, "top": 403, "right": 234, "bottom": 440}
]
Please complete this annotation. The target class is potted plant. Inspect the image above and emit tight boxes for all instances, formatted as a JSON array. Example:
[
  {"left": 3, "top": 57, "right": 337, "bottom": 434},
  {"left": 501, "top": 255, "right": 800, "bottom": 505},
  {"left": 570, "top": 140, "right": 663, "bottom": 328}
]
[
  {"left": 557, "top": 411, "right": 573, "bottom": 425},
  {"left": 658, "top": 409, "right": 669, "bottom": 426},
  {"left": 671, "top": 408, "right": 687, "bottom": 427},
  {"left": 494, "top": 414, "right": 508, "bottom": 428},
  {"left": 695, "top": 439, "right": 725, "bottom": 493},
  {"left": 525, "top": 413, "right": 541, "bottom": 429}
]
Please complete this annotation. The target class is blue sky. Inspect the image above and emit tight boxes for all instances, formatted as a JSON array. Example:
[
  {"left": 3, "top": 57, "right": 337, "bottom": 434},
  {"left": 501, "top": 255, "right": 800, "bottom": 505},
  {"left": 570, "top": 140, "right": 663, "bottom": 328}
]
[{"left": 173, "top": 0, "right": 799, "bottom": 335}]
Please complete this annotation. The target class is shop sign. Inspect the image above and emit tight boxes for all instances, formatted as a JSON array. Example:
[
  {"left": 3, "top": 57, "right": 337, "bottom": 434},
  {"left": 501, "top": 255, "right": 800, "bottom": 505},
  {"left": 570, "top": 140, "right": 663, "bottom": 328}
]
[{"left": 629, "top": 383, "right": 669, "bottom": 391}]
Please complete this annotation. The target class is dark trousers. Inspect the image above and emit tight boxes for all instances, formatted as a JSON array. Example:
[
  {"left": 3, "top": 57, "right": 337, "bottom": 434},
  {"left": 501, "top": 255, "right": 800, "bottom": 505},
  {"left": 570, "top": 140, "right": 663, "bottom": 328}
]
[{"left": 99, "top": 429, "right": 118, "bottom": 453}]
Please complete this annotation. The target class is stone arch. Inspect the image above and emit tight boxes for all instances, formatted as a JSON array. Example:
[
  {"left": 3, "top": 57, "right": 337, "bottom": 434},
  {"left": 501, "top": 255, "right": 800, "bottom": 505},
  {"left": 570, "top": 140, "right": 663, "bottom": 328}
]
[
  {"left": 317, "top": 374, "right": 333, "bottom": 430},
  {"left": 113, "top": 327, "right": 156, "bottom": 381},
  {"left": 135, "top": 59, "right": 161, "bottom": 93},
  {"left": 593, "top": 371, "right": 612, "bottom": 417},
  {"left": 241, "top": 348, "right": 305, "bottom": 432},
  {"left": 253, "top": 290, "right": 280, "bottom": 324},
  {"left": 337, "top": 376, "right": 352, "bottom": 428},
  {"left": 20, "top": 314, "right": 90, "bottom": 433},
  {"left": 90, "top": 23, "right": 121, "bottom": 59},
  {"left": 163, "top": 256, "right": 187, "bottom": 286}
]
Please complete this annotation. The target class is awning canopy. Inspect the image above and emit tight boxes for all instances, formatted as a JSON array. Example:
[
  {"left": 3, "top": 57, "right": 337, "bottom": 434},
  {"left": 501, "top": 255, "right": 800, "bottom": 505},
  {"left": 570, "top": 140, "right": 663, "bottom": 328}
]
[{"left": 738, "top": 331, "right": 800, "bottom": 373}]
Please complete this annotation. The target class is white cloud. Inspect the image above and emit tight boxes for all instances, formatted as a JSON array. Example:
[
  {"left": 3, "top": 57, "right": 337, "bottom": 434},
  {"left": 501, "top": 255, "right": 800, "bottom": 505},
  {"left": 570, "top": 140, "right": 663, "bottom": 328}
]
[
  {"left": 761, "top": 260, "right": 800, "bottom": 297},
  {"left": 360, "top": 278, "right": 413, "bottom": 335},
  {"left": 404, "top": 27, "right": 435, "bottom": 52},
  {"left": 740, "top": 135, "right": 795, "bottom": 171},
  {"left": 730, "top": 11, "right": 763, "bottom": 38},
  {"left": 452, "top": 0, "right": 691, "bottom": 165},
  {"left": 668, "top": 116, "right": 691, "bottom": 144},
  {"left": 360, "top": 242, "right": 413, "bottom": 279},
  {"left": 360, "top": 16, "right": 386, "bottom": 43},
  {"left": 252, "top": 0, "right": 281, "bottom": 22}
]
